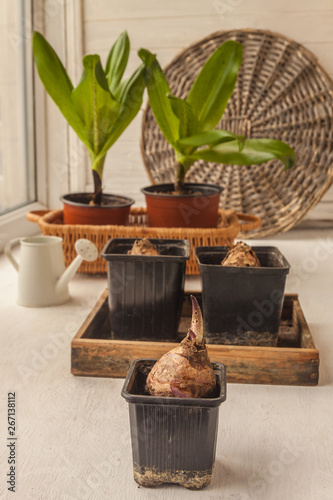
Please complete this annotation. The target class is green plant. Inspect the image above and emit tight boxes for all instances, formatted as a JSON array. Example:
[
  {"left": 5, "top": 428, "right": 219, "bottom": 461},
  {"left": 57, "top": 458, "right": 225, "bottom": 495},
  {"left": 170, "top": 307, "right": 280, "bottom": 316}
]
[
  {"left": 138, "top": 42, "right": 296, "bottom": 193},
  {"left": 33, "top": 31, "right": 145, "bottom": 204}
]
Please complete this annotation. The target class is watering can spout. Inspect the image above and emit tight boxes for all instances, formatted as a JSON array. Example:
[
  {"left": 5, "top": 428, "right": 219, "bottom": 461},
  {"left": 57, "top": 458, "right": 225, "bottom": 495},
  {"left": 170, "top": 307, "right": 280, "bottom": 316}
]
[{"left": 56, "top": 239, "right": 99, "bottom": 293}]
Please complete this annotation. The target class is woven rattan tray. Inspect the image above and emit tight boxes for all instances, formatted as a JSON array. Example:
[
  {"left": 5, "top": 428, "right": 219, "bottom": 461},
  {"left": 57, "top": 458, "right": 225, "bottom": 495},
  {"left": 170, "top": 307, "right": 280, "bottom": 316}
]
[
  {"left": 27, "top": 208, "right": 261, "bottom": 275},
  {"left": 141, "top": 29, "right": 333, "bottom": 238}
]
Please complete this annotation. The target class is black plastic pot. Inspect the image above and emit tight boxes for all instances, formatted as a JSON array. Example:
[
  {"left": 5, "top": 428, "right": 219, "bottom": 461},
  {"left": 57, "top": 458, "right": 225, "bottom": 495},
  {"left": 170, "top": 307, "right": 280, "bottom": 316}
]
[
  {"left": 121, "top": 359, "right": 226, "bottom": 489},
  {"left": 195, "top": 246, "right": 290, "bottom": 346},
  {"left": 101, "top": 238, "right": 190, "bottom": 340}
]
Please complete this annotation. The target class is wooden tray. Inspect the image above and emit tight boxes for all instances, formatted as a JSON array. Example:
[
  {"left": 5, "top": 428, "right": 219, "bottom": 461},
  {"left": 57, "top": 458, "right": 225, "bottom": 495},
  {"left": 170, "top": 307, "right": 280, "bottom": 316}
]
[{"left": 71, "top": 291, "right": 319, "bottom": 386}]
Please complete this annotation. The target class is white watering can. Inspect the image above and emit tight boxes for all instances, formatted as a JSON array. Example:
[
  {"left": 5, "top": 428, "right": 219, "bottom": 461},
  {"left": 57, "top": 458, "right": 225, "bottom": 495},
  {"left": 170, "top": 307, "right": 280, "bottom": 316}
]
[{"left": 5, "top": 235, "right": 98, "bottom": 307}]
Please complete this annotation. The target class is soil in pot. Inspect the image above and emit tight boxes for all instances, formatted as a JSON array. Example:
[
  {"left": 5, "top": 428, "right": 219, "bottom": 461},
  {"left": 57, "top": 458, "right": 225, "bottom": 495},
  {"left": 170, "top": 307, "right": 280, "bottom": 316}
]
[
  {"left": 101, "top": 237, "right": 190, "bottom": 340},
  {"left": 195, "top": 245, "right": 290, "bottom": 346},
  {"left": 141, "top": 183, "right": 222, "bottom": 228},
  {"left": 61, "top": 192, "right": 134, "bottom": 225},
  {"left": 121, "top": 359, "right": 226, "bottom": 489}
]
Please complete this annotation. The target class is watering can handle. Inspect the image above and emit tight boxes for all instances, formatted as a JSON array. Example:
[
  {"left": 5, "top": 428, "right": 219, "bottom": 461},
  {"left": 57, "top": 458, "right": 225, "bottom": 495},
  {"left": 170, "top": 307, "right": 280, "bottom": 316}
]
[{"left": 4, "top": 237, "right": 21, "bottom": 272}]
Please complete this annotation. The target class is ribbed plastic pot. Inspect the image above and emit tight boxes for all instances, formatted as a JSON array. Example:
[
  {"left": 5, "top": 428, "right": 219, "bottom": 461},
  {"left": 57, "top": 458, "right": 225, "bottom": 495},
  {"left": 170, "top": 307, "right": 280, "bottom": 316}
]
[
  {"left": 141, "top": 183, "right": 222, "bottom": 228},
  {"left": 121, "top": 359, "right": 227, "bottom": 489},
  {"left": 61, "top": 192, "right": 134, "bottom": 225},
  {"left": 195, "top": 246, "right": 290, "bottom": 346},
  {"left": 101, "top": 238, "right": 190, "bottom": 340}
]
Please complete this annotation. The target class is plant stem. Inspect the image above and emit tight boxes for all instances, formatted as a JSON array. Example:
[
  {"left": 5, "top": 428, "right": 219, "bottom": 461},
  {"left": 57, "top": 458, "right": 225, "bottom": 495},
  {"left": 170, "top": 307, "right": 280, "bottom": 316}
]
[
  {"left": 92, "top": 171, "right": 102, "bottom": 204},
  {"left": 174, "top": 161, "right": 186, "bottom": 193},
  {"left": 90, "top": 154, "right": 106, "bottom": 205}
]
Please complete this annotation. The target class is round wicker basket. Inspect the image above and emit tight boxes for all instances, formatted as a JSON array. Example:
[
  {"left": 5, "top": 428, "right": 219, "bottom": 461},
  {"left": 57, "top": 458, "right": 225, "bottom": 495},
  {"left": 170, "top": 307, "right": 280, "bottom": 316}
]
[{"left": 141, "top": 29, "right": 333, "bottom": 238}]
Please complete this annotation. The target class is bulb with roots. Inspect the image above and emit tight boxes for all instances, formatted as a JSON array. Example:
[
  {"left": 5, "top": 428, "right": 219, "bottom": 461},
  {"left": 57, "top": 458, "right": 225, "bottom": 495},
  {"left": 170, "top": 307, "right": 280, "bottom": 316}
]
[{"left": 146, "top": 295, "right": 216, "bottom": 398}]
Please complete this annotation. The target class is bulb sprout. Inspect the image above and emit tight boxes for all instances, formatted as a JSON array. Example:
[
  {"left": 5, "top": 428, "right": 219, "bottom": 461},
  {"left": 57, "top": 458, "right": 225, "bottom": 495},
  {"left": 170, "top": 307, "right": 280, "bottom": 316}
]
[
  {"left": 190, "top": 295, "right": 204, "bottom": 343},
  {"left": 146, "top": 295, "right": 216, "bottom": 398}
]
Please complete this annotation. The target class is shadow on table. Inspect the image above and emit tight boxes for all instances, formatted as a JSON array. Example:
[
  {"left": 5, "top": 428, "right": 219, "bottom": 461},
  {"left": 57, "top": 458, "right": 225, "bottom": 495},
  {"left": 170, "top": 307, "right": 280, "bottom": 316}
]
[
  {"left": 308, "top": 324, "right": 332, "bottom": 387},
  {"left": 209, "top": 459, "right": 254, "bottom": 498},
  {"left": 209, "top": 455, "right": 300, "bottom": 499}
]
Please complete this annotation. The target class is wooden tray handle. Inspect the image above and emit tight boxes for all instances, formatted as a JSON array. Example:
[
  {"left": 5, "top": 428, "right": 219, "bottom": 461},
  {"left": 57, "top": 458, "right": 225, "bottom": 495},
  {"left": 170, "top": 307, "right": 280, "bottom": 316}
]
[
  {"left": 236, "top": 212, "right": 262, "bottom": 232},
  {"left": 26, "top": 210, "right": 51, "bottom": 223}
]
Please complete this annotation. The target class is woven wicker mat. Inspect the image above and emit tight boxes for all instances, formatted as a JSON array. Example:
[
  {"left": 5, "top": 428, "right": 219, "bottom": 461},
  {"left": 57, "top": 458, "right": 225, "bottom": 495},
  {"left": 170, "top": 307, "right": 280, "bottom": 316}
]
[{"left": 141, "top": 29, "right": 333, "bottom": 238}]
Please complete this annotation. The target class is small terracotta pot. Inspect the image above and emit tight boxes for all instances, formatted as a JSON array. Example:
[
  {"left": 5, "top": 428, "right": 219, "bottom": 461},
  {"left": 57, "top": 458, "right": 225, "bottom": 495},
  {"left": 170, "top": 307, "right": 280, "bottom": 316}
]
[
  {"left": 141, "top": 183, "right": 222, "bottom": 228},
  {"left": 61, "top": 193, "right": 134, "bottom": 225}
]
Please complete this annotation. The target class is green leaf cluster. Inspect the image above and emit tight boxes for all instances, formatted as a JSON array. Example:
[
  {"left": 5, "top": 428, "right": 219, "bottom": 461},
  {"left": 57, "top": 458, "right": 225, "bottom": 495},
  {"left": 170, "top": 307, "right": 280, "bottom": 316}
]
[
  {"left": 138, "top": 41, "right": 296, "bottom": 184},
  {"left": 33, "top": 31, "right": 145, "bottom": 195}
]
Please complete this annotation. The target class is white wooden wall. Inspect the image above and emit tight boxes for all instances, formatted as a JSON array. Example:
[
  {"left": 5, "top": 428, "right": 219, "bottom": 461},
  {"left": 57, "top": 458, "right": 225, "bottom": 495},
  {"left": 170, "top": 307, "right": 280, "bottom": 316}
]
[{"left": 81, "top": 0, "right": 333, "bottom": 219}]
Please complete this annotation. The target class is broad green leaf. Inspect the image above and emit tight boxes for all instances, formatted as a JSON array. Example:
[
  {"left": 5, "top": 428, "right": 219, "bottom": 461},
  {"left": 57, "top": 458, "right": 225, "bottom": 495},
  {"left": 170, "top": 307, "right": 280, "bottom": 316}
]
[
  {"left": 138, "top": 48, "right": 179, "bottom": 148},
  {"left": 167, "top": 94, "right": 199, "bottom": 140},
  {"left": 186, "top": 40, "right": 243, "bottom": 131},
  {"left": 112, "top": 77, "right": 128, "bottom": 101},
  {"left": 34, "top": 30, "right": 147, "bottom": 194},
  {"left": 189, "top": 138, "right": 296, "bottom": 169},
  {"left": 113, "top": 63, "right": 143, "bottom": 102},
  {"left": 32, "top": 31, "right": 90, "bottom": 149},
  {"left": 94, "top": 64, "right": 146, "bottom": 162},
  {"left": 105, "top": 31, "right": 130, "bottom": 95},
  {"left": 111, "top": 62, "right": 143, "bottom": 102},
  {"left": 178, "top": 129, "right": 245, "bottom": 151},
  {"left": 71, "top": 54, "right": 122, "bottom": 177}
]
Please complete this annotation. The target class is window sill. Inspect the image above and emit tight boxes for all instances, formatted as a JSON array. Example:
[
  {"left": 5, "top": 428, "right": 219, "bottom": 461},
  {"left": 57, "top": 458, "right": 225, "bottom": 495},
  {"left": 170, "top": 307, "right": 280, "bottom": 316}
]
[{"left": 0, "top": 202, "right": 47, "bottom": 253}]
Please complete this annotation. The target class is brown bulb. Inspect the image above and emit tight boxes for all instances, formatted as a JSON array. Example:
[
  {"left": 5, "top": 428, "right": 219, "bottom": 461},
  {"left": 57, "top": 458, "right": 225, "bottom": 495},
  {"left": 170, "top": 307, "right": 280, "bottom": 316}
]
[
  {"left": 221, "top": 241, "right": 260, "bottom": 267},
  {"left": 146, "top": 296, "right": 216, "bottom": 398},
  {"left": 128, "top": 238, "right": 160, "bottom": 256}
]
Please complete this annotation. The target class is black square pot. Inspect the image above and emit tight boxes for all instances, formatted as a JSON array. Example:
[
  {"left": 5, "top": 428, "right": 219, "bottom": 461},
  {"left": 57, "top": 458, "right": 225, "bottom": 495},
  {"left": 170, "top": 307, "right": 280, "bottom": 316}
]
[
  {"left": 195, "top": 246, "right": 290, "bottom": 346},
  {"left": 101, "top": 238, "right": 190, "bottom": 340},
  {"left": 121, "top": 359, "right": 226, "bottom": 489}
]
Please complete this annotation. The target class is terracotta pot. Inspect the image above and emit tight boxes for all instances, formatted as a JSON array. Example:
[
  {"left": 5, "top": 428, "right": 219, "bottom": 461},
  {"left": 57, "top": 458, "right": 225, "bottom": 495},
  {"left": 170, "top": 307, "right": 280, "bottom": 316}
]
[
  {"left": 141, "top": 183, "right": 222, "bottom": 228},
  {"left": 61, "top": 193, "right": 134, "bottom": 225}
]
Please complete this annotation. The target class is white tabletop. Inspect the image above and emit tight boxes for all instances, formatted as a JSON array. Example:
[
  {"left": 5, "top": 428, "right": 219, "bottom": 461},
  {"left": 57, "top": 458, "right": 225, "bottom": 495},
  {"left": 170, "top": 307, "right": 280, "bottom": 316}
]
[{"left": 1, "top": 225, "right": 333, "bottom": 500}]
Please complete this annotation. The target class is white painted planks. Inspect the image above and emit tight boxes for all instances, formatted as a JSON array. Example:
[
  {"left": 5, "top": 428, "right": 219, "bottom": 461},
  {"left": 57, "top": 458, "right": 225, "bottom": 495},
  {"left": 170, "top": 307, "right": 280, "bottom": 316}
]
[
  {"left": 84, "top": 0, "right": 333, "bottom": 21},
  {"left": 81, "top": 0, "right": 333, "bottom": 218}
]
